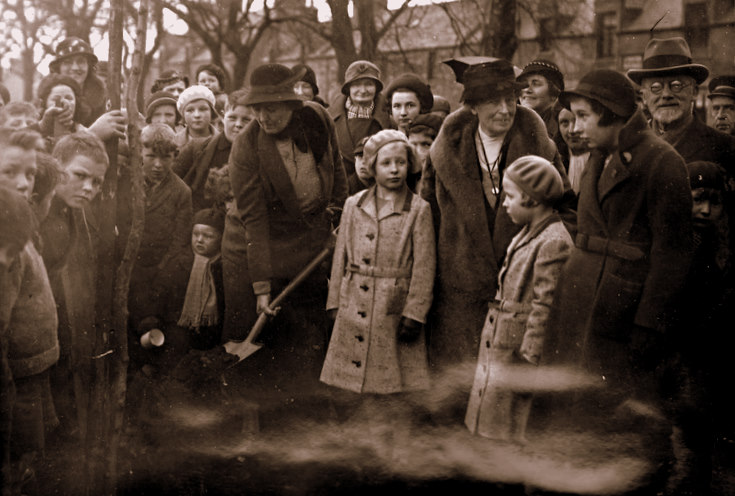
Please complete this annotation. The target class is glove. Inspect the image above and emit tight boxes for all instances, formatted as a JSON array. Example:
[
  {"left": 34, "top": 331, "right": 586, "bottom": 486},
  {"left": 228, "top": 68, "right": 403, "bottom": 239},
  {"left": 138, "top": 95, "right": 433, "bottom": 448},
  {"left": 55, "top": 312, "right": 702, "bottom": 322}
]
[{"left": 397, "top": 317, "right": 422, "bottom": 343}]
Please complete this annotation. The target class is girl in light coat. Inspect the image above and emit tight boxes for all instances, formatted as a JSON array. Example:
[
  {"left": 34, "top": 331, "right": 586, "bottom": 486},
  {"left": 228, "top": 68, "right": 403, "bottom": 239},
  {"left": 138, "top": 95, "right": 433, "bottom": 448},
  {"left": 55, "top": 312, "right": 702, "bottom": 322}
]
[{"left": 321, "top": 130, "right": 435, "bottom": 395}]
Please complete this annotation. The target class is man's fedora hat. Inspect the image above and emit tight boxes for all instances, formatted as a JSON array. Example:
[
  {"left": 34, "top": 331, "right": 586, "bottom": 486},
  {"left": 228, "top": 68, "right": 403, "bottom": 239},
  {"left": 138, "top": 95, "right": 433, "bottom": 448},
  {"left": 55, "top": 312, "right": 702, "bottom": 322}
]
[
  {"left": 707, "top": 75, "right": 735, "bottom": 100},
  {"left": 443, "top": 56, "right": 526, "bottom": 102},
  {"left": 627, "top": 37, "right": 709, "bottom": 85},
  {"left": 243, "top": 64, "right": 307, "bottom": 106}
]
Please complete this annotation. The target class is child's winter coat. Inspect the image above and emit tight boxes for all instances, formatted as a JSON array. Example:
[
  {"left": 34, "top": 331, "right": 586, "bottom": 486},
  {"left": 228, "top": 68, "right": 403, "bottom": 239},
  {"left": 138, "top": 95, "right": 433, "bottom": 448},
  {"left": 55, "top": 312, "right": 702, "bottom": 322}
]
[
  {"left": 320, "top": 185, "right": 435, "bottom": 394},
  {"left": 465, "top": 214, "right": 572, "bottom": 441}
]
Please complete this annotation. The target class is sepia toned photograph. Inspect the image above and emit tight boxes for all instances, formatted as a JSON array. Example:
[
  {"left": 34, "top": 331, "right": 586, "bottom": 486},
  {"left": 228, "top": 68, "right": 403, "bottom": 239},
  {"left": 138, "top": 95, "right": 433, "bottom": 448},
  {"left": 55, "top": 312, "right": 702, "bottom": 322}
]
[{"left": 1, "top": 0, "right": 734, "bottom": 494}]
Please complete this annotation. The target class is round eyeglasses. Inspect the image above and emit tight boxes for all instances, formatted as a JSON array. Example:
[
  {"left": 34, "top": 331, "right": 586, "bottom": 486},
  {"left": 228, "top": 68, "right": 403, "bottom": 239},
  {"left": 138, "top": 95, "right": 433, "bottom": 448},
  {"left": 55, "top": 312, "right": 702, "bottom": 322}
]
[{"left": 647, "top": 81, "right": 691, "bottom": 95}]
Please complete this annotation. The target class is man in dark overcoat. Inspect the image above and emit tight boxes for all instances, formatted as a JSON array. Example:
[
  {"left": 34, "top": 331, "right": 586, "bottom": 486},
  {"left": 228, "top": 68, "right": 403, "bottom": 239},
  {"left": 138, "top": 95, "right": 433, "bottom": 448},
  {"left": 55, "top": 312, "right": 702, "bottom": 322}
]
[{"left": 421, "top": 56, "right": 576, "bottom": 378}]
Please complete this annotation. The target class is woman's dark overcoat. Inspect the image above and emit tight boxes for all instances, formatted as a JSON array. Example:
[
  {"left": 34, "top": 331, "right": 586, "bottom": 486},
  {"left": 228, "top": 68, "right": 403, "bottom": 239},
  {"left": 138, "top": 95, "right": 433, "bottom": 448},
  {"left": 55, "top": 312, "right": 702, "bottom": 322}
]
[
  {"left": 228, "top": 101, "right": 348, "bottom": 396},
  {"left": 545, "top": 111, "right": 693, "bottom": 389},
  {"left": 421, "top": 104, "right": 575, "bottom": 371},
  {"left": 174, "top": 132, "right": 232, "bottom": 211}
]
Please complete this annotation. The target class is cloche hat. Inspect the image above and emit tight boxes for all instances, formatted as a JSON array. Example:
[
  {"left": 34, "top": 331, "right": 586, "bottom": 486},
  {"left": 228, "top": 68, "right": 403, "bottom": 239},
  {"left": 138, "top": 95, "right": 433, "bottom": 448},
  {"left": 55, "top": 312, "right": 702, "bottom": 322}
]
[
  {"left": 243, "top": 64, "right": 306, "bottom": 106},
  {"left": 49, "top": 37, "right": 98, "bottom": 72}
]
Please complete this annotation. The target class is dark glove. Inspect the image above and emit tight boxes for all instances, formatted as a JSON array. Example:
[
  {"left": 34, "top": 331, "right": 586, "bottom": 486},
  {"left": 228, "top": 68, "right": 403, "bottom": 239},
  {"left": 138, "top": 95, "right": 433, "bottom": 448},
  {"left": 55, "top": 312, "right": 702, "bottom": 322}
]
[{"left": 397, "top": 317, "right": 422, "bottom": 343}]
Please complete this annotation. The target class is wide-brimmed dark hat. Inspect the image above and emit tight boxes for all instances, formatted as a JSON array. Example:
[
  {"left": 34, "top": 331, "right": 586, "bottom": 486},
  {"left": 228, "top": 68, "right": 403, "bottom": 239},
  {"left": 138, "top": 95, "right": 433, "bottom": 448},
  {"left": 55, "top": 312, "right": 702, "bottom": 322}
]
[
  {"left": 626, "top": 37, "right": 709, "bottom": 85},
  {"left": 517, "top": 56, "right": 565, "bottom": 91},
  {"left": 384, "top": 73, "right": 434, "bottom": 113},
  {"left": 243, "top": 64, "right": 306, "bottom": 106},
  {"left": 49, "top": 37, "right": 98, "bottom": 72},
  {"left": 707, "top": 75, "right": 735, "bottom": 100},
  {"left": 443, "top": 56, "right": 526, "bottom": 102},
  {"left": 341, "top": 60, "right": 383, "bottom": 95},
  {"left": 559, "top": 69, "right": 637, "bottom": 118}
]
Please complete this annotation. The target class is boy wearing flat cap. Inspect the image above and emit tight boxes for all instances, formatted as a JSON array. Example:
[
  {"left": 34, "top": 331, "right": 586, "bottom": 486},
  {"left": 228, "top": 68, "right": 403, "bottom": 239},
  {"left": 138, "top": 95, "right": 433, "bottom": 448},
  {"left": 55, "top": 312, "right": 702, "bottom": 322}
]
[
  {"left": 707, "top": 75, "right": 735, "bottom": 136},
  {"left": 544, "top": 69, "right": 693, "bottom": 488},
  {"left": 465, "top": 155, "right": 572, "bottom": 443}
]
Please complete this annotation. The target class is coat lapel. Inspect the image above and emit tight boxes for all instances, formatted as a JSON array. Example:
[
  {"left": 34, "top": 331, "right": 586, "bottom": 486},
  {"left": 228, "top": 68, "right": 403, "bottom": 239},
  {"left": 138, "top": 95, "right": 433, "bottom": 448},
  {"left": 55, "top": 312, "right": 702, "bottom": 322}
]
[
  {"left": 257, "top": 131, "right": 305, "bottom": 222},
  {"left": 597, "top": 153, "right": 631, "bottom": 201}
]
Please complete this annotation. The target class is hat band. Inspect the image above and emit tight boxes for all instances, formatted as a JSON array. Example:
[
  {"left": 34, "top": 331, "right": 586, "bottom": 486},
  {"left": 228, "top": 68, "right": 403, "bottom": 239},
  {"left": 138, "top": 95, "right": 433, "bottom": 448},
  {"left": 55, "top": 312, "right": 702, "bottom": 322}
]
[
  {"left": 642, "top": 54, "right": 692, "bottom": 70},
  {"left": 250, "top": 83, "right": 298, "bottom": 95}
]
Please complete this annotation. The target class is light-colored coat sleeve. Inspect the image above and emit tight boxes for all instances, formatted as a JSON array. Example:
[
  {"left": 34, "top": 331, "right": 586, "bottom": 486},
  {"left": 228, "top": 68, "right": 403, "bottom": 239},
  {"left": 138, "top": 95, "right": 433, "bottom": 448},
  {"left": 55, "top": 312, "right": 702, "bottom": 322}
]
[
  {"left": 521, "top": 237, "right": 573, "bottom": 361},
  {"left": 401, "top": 200, "right": 435, "bottom": 324}
]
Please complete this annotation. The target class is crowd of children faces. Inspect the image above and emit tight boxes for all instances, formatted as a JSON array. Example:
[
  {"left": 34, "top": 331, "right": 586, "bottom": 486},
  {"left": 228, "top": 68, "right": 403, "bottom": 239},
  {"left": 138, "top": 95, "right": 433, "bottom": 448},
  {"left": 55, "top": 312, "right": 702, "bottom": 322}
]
[{"left": 1, "top": 34, "right": 735, "bottom": 495}]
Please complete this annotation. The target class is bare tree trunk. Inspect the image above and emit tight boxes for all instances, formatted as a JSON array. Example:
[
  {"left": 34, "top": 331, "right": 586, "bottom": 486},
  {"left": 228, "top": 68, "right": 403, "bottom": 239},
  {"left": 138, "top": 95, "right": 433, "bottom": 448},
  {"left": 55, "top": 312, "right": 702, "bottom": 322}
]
[
  {"left": 482, "top": 0, "right": 518, "bottom": 61},
  {"left": 327, "top": 0, "right": 357, "bottom": 80}
]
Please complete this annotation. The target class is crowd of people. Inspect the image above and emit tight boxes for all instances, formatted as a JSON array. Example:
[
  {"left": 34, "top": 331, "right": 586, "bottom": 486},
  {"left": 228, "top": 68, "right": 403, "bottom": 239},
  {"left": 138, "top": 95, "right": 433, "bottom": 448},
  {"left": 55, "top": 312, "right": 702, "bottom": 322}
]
[{"left": 1, "top": 33, "right": 735, "bottom": 495}]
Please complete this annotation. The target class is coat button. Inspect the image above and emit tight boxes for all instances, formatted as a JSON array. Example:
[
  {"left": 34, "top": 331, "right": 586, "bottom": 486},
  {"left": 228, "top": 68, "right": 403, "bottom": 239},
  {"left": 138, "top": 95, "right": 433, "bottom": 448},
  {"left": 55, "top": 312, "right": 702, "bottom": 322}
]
[
  {"left": 358, "top": 311, "right": 366, "bottom": 318},
  {"left": 362, "top": 257, "right": 370, "bottom": 264},
  {"left": 352, "top": 360, "right": 362, "bottom": 367},
  {"left": 488, "top": 316, "right": 494, "bottom": 323},
  {"left": 360, "top": 285, "right": 369, "bottom": 291},
  {"left": 355, "top": 335, "right": 364, "bottom": 342},
  {"left": 366, "top": 233, "right": 375, "bottom": 240},
  {"left": 486, "top": 340, "right": 490, "bottom": 348}
]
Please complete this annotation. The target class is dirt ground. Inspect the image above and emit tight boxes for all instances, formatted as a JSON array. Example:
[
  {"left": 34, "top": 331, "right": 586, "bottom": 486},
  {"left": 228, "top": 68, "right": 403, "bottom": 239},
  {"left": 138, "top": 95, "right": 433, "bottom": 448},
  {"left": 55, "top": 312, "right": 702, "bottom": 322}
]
[{"left": 33, "top": 354, "right": 735, "bottom": 496}]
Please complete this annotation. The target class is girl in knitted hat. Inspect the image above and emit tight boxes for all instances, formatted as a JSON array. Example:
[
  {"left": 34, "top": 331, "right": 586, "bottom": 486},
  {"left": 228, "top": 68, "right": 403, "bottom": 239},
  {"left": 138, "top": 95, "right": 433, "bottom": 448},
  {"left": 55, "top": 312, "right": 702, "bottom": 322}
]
[
  {"left": 321, "top": 129, "right": 435, "bottom": 409},
  {"left": 175, "top": 85, "right": 218, "bottom": 149},
  {"left": 465, "top": 155, "right": 573, "bottom": 444}
]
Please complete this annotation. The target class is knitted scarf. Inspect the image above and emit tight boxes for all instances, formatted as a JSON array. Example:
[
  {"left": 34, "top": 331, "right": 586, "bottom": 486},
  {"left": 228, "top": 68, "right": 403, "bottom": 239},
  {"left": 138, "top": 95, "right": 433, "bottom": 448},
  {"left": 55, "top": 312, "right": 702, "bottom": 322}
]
[{"left": 178, "top": 253, "right": 220, "bottom": 329}]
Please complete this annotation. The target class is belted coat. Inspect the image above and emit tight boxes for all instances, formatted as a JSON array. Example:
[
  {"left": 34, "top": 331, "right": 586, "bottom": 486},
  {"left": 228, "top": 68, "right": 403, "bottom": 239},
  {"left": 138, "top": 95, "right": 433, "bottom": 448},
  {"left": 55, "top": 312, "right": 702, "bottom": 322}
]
[
  {"left": 320, "top": 187, "right": 435, "bottom": 394},
  {"left": 545, "top": 111, "right": 693, "bottom": 381},
  {"left": 421, "top": 104, "right": 575, "bottom": 370},
  {"left": 465, "top": 215, "right": 572, "bottom": 441}
]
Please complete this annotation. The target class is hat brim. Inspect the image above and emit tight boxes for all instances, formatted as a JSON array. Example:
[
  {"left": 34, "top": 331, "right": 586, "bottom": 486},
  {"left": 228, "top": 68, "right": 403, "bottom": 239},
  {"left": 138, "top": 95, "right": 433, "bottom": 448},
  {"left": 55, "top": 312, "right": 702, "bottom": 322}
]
[
  {"left": 243, "top": 92, "right": 306, "bottom": 106},
  {"left": 49, "top": 52, "right": 98, "bottom": 72},
  {"left": 558, "top": 87, "right": 635, "bottom": 118},
  {"left": 626, "top": 64, "right": 709, "bottom": 85}
]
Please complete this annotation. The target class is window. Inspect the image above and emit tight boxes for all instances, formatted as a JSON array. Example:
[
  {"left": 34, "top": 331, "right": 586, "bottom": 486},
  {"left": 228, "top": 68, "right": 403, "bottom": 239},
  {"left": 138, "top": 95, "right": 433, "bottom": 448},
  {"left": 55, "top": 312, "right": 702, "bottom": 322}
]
[{"left": 596, "top": 13, "right": 616, "bottom": 59}]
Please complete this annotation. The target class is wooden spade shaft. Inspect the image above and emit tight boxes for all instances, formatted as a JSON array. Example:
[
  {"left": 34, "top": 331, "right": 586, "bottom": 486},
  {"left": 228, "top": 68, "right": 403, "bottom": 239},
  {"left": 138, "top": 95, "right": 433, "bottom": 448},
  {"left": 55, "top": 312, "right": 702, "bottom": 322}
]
[{"left": 224, "top": 239, "right": 336, "bottom": 363}]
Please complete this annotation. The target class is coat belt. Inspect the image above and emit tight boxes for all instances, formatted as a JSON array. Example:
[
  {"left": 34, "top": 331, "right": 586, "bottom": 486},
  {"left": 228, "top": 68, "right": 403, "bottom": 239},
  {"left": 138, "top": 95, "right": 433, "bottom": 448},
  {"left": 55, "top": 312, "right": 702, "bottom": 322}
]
[
  {"left": 575, "top": 233, "right": 646, "bottom": 262},
  {"left": 488, "top": 299, "right": 531, "bottom": 314},
  {"left": 347, "top": 263, "right": 411, "bottom": 279}
]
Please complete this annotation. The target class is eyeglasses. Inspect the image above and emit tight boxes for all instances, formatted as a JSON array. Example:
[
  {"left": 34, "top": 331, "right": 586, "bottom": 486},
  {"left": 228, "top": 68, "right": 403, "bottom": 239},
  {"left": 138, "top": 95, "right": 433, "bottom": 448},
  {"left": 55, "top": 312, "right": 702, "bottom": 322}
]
[{"left": 647, "top": 80, "right": 691, "bottom": 95}]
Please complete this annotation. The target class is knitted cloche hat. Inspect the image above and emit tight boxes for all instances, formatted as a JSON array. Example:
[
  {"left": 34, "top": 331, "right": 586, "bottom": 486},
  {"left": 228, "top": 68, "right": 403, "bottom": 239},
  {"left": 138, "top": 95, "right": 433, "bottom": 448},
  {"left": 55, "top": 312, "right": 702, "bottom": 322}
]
[
  {"left": 362, "top": 129, "right": 420, "bottom": 175},
  {"left": 341, "top": 60, "right": 383, "bottom": 96},
  {"left": 243, "top": 64, "right": 306, "bottom": 106},
  {"left": 384, "top": 73, "right": 434, "bottom": 113},
  {"left": 193, "top": 207, "right": 225, "bottom": 233},
  {"left": 177, "top": 85, "right": 217, "bottom": 115},
  {"left": 504, "top": 155, "right": 563, "bottom": 205},
  {"left": 559, "top": 69, "right": 638, "bottom": 119},
  {"left": 145, "top": 91, "right": 179, "bottom": 122},
  {"left": 687, "top": 161, "right": 727, "bottom": 191}
]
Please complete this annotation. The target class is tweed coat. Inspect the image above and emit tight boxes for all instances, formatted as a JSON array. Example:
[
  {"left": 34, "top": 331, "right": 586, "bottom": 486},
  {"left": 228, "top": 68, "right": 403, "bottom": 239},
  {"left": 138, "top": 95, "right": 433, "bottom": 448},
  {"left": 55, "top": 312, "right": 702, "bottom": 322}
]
[
  {"left": 320, "top": 186, "right": 435, "bottom": 394},
  {"left": 329, "top": 93, "right": 392, "bottom": 194},
  {"left": 465, "top": 215, "right": 572, "bottom": 441},
  {"left": 229, "top": 101, "right": 348, "bottom": 292},
  {"left": 546, "top": 111, "right": 693, "bottom": 383},
  {"left": 421, "top": 104, "right": 575, "bottom": 370}
]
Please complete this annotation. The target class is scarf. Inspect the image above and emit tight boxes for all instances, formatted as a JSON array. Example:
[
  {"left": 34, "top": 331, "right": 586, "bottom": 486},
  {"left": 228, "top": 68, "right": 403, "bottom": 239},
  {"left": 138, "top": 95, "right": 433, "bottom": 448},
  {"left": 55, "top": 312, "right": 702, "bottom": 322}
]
[
  {"left": 178, "top": 253, "right": 220, "bottom": 329},
  {"left": 346, "top": 97, "right": 374, "bottom": 119}
]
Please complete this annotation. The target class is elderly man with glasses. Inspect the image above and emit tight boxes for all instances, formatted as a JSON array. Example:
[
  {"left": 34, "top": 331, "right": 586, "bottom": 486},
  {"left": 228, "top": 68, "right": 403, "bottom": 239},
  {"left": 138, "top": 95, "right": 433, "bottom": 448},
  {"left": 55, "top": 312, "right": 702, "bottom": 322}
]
[
  {"left": 628, "top": 36, "right": 735, "bottom": 496},
  {"left": 628, "top": 37, "right": 735, "bottom": 180}
]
